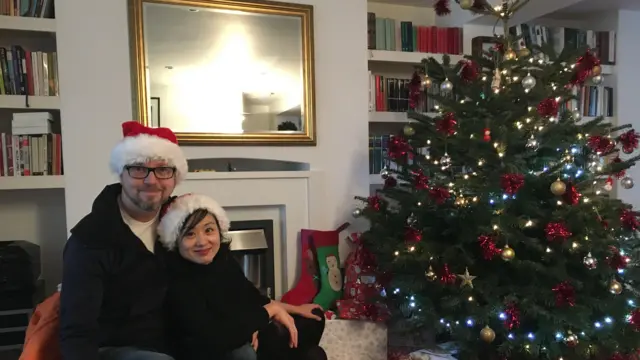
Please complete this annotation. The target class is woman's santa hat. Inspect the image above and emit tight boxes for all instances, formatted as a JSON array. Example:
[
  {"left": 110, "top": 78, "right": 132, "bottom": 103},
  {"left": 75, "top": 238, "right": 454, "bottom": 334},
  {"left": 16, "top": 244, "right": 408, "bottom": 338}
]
[
  {"left": 157, "top": 193, "right": 230, "bottom": 250},
  {"left": 109, "top": 121, "right": 188, "bottom": 183}
]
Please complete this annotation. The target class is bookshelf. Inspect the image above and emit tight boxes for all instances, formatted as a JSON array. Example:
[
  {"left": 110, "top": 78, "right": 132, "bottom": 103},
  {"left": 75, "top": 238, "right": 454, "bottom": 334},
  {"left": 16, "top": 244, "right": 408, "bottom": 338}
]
[{"left": 0, "top": 8, "right": 66, "bottom": 300}]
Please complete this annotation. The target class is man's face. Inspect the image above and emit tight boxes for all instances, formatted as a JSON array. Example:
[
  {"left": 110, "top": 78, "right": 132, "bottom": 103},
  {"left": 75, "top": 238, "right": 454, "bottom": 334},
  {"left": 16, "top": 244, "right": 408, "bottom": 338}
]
[{"left": 120, "top": 159, "right": 177, "bottom": 213}]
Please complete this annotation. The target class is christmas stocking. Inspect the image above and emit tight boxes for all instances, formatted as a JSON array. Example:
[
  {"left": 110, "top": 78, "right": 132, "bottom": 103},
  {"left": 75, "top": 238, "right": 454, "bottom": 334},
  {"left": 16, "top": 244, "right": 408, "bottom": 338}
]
[
  {"left": 312, "top": 230, "right": 343, "bottom": 310},
  {"left": 281, "top": 229, "right": 320, "bottom": 306}
]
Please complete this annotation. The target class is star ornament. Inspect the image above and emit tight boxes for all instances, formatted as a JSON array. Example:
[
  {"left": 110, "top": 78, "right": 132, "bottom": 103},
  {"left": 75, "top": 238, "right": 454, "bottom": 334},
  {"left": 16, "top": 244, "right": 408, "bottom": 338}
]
[{"left": 458, "top": 267, "right": 477, "bottom": 288}]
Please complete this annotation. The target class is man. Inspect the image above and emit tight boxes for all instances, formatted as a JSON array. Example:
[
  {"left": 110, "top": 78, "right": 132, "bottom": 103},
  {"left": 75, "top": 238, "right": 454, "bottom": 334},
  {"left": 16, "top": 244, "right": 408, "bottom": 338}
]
[{"left": 59, "top": 121, "right": 188, "bottom": 360}]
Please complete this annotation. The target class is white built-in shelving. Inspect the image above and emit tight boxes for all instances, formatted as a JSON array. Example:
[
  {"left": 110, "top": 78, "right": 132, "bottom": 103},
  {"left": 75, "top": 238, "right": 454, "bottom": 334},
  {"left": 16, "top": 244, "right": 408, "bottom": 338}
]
[
  {"left": 369, "top": 49, "right": 464, "bottom": 65},
  {"left": 0, "top": 175, "right": 64, "bottom": 190},
  {"left": 0, "top": 15, "right": 56, "bottom": 33},
  {"left": 0, "top": 95, "right": 60, "bottom": 110}
]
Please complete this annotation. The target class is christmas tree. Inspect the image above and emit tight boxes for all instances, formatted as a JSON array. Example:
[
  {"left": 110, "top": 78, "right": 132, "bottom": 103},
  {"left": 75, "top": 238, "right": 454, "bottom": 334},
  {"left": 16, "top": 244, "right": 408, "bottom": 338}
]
[{"left": 355, "top": 1, "right": 640, "bottom": 359}]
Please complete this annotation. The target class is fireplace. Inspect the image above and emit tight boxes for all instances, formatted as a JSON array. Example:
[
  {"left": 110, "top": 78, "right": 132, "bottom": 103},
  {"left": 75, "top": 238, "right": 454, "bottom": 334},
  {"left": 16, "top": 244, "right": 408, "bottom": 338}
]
[{"left": 228, "top": 220, "right": 275, "bottom": 299}]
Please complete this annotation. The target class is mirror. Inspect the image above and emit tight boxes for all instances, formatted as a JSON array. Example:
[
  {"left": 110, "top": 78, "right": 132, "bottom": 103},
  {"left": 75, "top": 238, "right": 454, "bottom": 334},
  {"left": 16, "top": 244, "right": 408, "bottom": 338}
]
[{"left": 128, "top": 0, "right": 316, "bottom": 145}]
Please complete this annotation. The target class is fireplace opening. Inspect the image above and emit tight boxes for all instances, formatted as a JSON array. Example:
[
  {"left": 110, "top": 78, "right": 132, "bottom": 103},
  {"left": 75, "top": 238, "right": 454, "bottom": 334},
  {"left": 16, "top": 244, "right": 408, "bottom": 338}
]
[{"left": 228, "top": 220, "right": 275, "bottom": 299}]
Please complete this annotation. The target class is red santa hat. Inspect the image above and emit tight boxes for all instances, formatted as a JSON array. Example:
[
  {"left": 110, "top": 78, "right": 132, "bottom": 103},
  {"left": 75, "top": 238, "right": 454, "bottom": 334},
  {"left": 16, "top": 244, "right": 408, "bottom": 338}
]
[
  {"left": 109, "top": 121, "right": 188, "bottom": 183},
  {"left": 157, "top": 193, "right": 230, "bottom": 250}
]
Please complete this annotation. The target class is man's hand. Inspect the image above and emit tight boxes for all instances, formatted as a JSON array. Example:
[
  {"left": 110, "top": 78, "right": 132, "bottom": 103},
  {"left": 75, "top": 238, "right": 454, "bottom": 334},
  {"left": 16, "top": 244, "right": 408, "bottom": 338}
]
[
  {"left": 293, "top": 303, "right": 323, "bottom": 320},
  {"left": 251, "top": 331, "right": 259, "bottom": 351}
]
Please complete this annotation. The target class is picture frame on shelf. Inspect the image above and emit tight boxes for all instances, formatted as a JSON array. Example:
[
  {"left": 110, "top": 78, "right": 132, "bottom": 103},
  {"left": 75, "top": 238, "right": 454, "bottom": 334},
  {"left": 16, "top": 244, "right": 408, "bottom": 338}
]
[
  {"left": 471, "top": 36, "right": 500, "bottom": 57},
  {"left": 150, "top": 97, "right": 160, "bottom": 127}
]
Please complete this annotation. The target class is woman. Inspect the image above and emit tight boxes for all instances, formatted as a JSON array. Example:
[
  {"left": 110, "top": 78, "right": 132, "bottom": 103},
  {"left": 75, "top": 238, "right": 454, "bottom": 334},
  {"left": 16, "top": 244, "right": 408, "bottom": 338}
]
[{"left": 158, "top": 193, "right": 327, "bottom": 360}]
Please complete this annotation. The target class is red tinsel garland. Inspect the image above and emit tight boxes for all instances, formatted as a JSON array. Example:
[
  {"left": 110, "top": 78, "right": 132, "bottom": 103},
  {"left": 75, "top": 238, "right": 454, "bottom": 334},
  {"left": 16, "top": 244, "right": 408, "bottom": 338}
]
[
  {"left": 412, "top": 169, "right": 429, "bottom": 190},
  {"left": 440, "top": 264, "right": 456, "bottom": 284},
  {"left": 384, "top": 177, "right": 397, "bottom": 189},
  {"left": 436, "top": 113, "right": 457, "bottom": 136},
  {"left": 545, "top": 222, "right": 572, "bottom": 242},
  {"left": 571, "top": 50, "right": 600, "bottom": 86},
  {"left": 387, "top": 135, "right": 413, "bottom": 161},
  {"left": 459, "top": 60, "right": 479, "bottom": 82},
  {"left": 367, "top": 195, "right": 381, "bottom": 211},
  {"left": 620, "top": 209, "right": 639, "bottom": 231},
  {"left": 500, "top": 173, "right": 525, "bottom": 195},
  {"left": 504, "top": 303, "right": 520, "bottom": 330},
  {"left": 587, "top": 135, "right": 616, "bottom": 154},
  {"left": 537, "top": 97, "right": 559, "bottom": 117},
  {"left": 478, "top": 235, "right": 501, "bottom": 260},
  {"left": 562, "top": 182, "right": 581, "bottom": 205},
  {"left": 619, "top": 129, "right": 640, "bottom": 154},
  {"left": 405, "top": 226, "right": 422, "bottom": 244},
  {"left": 552, "top": 281, "right": 576, "bottom": 307},
  {"left": 630, "top": 309, "right": 640, "bottom": 331},
  {"left": 434, "top": 0, "right": 451, "bottom": 15},
  {"left": 429, "top": 187, "right": 450, "bottom": 204},
  {"left": 607, "top": 246, "right": 630, "bottom": 270}
]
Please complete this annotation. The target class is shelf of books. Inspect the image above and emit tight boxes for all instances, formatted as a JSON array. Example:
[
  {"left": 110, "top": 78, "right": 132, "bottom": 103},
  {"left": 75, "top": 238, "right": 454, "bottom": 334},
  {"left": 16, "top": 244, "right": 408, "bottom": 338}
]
[
  {"left": 0, "top": 112, "right": 64, "bottom": 190},
  {"left": 0, "top": 15, "right": 56, "bottom": 32}
]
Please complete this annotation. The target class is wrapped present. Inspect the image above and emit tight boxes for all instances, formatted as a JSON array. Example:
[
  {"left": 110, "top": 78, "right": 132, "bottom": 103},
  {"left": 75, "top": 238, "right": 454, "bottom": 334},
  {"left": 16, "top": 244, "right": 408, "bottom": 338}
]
[
  {"left": 324, "top": 310, "right": 337, "bottom": 320},
  {"left": 343, "top": 233, "right": 384, "bottom": 302},
  {"left": 336, "top": 298, "right": 390, "bottom": 322},
  {"left": 319, "top": 319, "right": 387, "bottom": 360},
  {"left": 409, "top": 348, "right": 456, "bottom": 360}
]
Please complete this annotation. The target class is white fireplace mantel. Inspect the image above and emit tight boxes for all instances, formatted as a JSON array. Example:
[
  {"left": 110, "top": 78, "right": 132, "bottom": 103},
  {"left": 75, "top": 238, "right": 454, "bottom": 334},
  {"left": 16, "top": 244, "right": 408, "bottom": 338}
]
[{"left": 176, "top": 170, "right": 327, "bottom": 298}]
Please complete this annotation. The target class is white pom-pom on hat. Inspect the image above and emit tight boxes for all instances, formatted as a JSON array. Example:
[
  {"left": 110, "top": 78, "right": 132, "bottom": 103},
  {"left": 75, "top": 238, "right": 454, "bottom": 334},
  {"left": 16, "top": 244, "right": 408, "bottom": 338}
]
[{"left": 157, "top": 193, "right": 230, "bottom": 250}]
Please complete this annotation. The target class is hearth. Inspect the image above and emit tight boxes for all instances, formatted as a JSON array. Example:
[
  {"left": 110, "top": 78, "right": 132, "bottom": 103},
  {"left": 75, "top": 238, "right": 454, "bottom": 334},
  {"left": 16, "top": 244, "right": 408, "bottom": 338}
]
[{"left": 228, "top": 220, "right": 275, "bottom": 299}]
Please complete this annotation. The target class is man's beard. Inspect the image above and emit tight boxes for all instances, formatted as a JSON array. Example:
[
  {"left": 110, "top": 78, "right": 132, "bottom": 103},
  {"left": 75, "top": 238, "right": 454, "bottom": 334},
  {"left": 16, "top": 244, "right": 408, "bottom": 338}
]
[{"left": 124, "top": 186, "right": 166, "bottom": 212}]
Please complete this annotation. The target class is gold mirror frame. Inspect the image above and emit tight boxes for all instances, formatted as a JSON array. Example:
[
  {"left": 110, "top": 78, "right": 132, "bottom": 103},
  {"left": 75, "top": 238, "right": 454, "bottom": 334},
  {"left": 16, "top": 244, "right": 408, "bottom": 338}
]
[{"left": 128, "top": 0, "right": 316, "bottom": 146}]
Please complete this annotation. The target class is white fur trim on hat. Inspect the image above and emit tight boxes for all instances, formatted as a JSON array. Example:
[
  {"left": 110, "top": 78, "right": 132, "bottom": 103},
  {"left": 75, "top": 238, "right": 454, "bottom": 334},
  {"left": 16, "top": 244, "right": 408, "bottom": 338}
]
[
  {"left": 157, "top": 194, "right": 230, "bottom": 250},
  {"left": 109, "top": 134, "right": 188, "bottom": 183}
]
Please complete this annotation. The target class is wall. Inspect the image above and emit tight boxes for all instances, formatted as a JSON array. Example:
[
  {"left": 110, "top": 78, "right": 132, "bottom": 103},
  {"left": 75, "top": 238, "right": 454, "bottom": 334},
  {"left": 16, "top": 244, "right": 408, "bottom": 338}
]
[{"left": 56, "top": 0, "right": 370, "bottom": 238}]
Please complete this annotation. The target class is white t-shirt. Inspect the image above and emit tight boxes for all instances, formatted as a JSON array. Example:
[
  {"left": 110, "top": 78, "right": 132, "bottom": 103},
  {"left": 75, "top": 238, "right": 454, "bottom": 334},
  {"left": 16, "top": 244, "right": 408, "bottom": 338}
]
[{"left": 119, "top": 205, "right": 159, "bottom": 253}]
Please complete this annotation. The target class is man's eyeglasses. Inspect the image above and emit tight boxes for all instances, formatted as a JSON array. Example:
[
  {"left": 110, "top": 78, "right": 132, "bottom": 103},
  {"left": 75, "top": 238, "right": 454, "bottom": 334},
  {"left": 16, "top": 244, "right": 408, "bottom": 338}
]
[{"left": 125, "top": 165, "right": 176, "bottom": 180}]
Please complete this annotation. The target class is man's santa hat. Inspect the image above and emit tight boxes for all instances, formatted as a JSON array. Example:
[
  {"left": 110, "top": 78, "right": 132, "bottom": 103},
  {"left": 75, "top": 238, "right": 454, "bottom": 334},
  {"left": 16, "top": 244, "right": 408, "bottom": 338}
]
[
  {"left": 157, "top": 193, "right": 230, "bottom": 250},
  {"left": 109, "top": 121, "right": 188, "bottom": 183}
]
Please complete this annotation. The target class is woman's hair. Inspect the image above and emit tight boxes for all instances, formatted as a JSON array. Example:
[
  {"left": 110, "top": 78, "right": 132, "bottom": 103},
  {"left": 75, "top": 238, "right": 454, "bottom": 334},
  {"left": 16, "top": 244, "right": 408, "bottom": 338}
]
[{"left": 177, "top": 208, "right": 231, "bottom": 252}]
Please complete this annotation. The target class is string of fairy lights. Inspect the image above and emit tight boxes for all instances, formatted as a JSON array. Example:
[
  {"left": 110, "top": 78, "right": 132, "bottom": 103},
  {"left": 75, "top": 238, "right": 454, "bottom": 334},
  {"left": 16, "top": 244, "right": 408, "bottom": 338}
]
[{"left": 361, "top": 52, "right": 640, "bottom": 357}]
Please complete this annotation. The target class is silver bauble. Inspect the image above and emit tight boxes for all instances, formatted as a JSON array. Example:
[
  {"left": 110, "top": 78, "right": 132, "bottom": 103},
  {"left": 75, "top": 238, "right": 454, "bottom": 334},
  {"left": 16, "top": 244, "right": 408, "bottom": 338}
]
[
  {"left": 380, "top": 167, "right": 390, "bottom": 179},
  {"left": 621, "top": 176, "right": 634, "bottom": 189},
  {"left": 440, "top": 153, "right": 452, "bottom": 169},
  {"left": 571, "top": 109, "right": 581, "bottom": 121},
  {"left": 406, "top": 213, "right": 417, "bottom": 226},
  {"left": 440, "top": 79, "right": 453, "bottom": 92},
  {"left": 522, "top": 74, "right": 536, "bottom": 90},
  {"left": 526, "top": 136, "right": 539, "bottom": 151},
  {"left": 352, "top": 208, "right": 362, "bottom": 218},
  {"left": 591, "top": 75, "right": 603, "bottom": 85},
  {"left": 583, "top": 252, "right": 597, "bottom": 269}
]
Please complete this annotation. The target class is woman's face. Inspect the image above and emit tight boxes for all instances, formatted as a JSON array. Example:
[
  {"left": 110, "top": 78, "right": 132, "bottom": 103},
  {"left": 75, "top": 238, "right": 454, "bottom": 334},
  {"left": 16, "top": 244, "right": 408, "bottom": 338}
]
[{"left": 178, "top": 214, "right": 221, "bottom": 265}]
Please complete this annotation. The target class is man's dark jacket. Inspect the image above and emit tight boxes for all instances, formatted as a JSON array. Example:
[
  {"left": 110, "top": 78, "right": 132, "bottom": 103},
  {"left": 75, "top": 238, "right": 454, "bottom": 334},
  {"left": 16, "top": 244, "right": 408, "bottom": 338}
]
[{"left": 59, "top": 183, "right": 169, "bottom": 360}]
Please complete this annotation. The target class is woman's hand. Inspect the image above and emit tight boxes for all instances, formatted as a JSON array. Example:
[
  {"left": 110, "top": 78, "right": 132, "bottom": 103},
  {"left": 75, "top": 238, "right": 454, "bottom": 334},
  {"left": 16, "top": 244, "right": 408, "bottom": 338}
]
[
  {"left": 272, "top": 309, "right": 298, "bottom": 348},
  {"left": 251, "top": 331, "right": 259, "bottom": 351},
  {"left": 293, "top": 303, "right": 323, "bottom": 320}
]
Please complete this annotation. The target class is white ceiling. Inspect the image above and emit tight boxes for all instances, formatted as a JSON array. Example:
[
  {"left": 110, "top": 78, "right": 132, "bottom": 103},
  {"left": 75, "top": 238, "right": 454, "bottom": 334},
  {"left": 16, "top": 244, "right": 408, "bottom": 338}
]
[
  {"left": 550, "top": 0, "right": 640, "bottom": 17},
  {"left": 143, "top": 3, "right": 303, "bottom": 90},
  {"left": 368, "top": 0, "right": 433, "bottom": 7}
]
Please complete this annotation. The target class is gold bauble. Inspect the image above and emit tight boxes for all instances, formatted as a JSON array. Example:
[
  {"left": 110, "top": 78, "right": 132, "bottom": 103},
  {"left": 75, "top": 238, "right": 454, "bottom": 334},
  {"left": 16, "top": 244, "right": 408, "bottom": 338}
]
[
  {"left": 504, "top": 49, "right": 517, "bottom": 61},
  {"left": 403, "top": 125, "right": 415, "bottom": 136},
  {"left": 550, "top": 179, "right": 567, "bottom": 196},
  {"left": 592, "top": 65, "right": 602, "bottom": 76},
  {"left": 425, "top": 266, "right": 437, "bottom": 281},
  {"left": 517, "top": 47, "right": 531, "bottom": 57},
  {"left": 459, "top": 0, "right": 474, "bottom": 9},
  {"left": 501, "top": 245, "right": 515, "bottom": 261},
  {"left": 423, "top": 76, "right": 432, "bottom": 89},
  {"left": 609, "top": 279, "right": 623, "bottom": 295},
  {"left": 480, "top": 325, "right": 496, "bottom": 343}
]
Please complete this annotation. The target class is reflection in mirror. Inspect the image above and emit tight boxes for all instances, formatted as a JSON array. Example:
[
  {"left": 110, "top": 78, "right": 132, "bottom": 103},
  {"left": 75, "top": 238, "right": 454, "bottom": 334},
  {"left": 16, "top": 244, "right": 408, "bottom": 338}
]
[{"left": 143, "top": 3, "right": 305, "bottom": 134}]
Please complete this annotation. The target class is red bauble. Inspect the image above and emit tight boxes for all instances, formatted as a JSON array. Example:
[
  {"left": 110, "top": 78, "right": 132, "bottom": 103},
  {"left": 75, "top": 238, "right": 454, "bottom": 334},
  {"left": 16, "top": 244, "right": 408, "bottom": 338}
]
[
  {"left": 607, "top": 246, "right": 630, "bottom": 270},
  {"left": 571, "top": 50, "right": 601, "bottom": 86},
  {"left": 500, "top": 173, "right": 525, "bottom": 195},
  {"left": 619, "top": 129, "right": 640, "bottom": 154},
  {"left": 387, "top": 135, "right": 413, "bottom": 161},
  {"left": 459, "top": 60, "right": 479, "bottom": 82},
  {"left": 429, "top": 187, "right": 450, "bottom": 204},
  {"left": 629, "top": 308, "right": 640, "bottom": 331},
  {"left": 621, "top": 209, "right": 639, "bottom": 231},
  {"left": 412, "top": 169, "right": 429, "bottom": 190},
  {"left": 367, "top": 195, "right": 381, "bottom": 211},
  {"left": 587, "top": 135, "right": 616, "bottom": 154},
  {"left": 404, "top": 226, "right": 422, "bottom": 244},
  {"left": 436, "top": 113, "right": 457, "bottom": 136}
]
